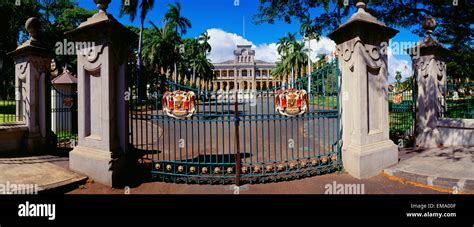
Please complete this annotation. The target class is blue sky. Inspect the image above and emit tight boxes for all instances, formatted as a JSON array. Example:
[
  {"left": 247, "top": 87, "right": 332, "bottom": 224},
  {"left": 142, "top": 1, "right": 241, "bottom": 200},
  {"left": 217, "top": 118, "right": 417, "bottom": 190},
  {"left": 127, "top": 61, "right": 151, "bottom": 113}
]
[
  {"left": 79, "top": 0, "right": 420, "bottom": 44},
  {"left": 78, "top": 0, "right": 423, "bottom": 80}
]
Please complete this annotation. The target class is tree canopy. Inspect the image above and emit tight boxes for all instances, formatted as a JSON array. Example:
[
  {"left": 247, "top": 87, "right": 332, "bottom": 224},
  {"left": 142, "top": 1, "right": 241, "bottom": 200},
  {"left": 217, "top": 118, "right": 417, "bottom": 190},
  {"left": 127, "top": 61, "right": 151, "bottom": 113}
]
[
  {"left": 255, "top": 0, "right": 473, "bottom": 79},
  {"left": 0, "top": 0, "right": 95, "bottom": 98}
]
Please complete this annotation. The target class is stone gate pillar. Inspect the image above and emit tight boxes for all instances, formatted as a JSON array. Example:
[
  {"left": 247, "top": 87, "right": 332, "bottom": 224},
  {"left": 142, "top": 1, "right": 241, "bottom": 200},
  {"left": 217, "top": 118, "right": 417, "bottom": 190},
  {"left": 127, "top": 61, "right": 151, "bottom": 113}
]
[
  {"left": 406, "top": 16, "right": 449, "bottom": 148},
  {"left": 8, "top": 17, "right": 52, "bottom": 152},
  {"left": 328, "top": 1, "right": 399, "bottom": 179},
  {"left": 65, "top": 1, "right": 136, "bottom": 186}
]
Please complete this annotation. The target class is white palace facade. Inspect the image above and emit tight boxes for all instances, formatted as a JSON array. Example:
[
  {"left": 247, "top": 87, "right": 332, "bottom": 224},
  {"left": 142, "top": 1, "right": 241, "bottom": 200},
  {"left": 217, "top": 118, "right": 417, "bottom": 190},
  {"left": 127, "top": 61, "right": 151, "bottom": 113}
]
[{"left": 213, "top": 45, "right": 282, "bottom": 91}]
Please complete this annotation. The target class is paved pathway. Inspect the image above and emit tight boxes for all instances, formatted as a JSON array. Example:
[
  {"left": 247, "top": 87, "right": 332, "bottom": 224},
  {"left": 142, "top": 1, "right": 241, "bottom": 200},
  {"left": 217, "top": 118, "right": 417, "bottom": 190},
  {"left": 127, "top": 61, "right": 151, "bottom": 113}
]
[
  {"left": 0, "top": 155, "right": 86, "bottom": 193},
  {"left": 385, "top": 146, "right": 474, "bottom": 193},
  {"left": 68, "top": 172, "right": 446, "bottom": 194},
  {"left": 132, "top": 98, "right": 339, "bottom": 165}
]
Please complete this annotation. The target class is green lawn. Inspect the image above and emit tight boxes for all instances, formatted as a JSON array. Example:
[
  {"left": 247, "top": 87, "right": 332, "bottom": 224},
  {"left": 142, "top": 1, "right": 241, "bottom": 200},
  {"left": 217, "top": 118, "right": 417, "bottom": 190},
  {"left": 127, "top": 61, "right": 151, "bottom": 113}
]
[
  {"left": 55, "top": 130, "right": 77, "bottom": 141},
  {"left": 309, "top": 96, "right": 338, "bottom": 109},
  {"left": 0, "top": 100, "right": 16, "bottom": 123},
  {"left": 0, "top": 114, "right": 16, "bottom": 123},
  {"left": 389, "top": 111, "right": 414, "bottom": 145},
  {"left": 390, "top": 112, "right": 413, "bottom": 128},
  {"left": 445, "top": 98, "right": 474, "bottom": 119}
]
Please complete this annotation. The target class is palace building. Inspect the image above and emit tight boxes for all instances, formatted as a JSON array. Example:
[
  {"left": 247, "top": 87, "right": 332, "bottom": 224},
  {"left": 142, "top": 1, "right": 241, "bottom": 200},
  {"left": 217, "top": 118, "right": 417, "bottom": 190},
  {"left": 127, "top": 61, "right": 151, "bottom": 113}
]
[{"left": 213, "top": 45, "right": 281, "bottom": 91}]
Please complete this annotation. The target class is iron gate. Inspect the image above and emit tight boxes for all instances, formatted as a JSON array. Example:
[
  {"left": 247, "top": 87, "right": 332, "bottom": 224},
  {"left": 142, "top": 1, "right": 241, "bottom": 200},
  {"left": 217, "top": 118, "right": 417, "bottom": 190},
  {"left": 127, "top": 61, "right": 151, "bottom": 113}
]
[
  {"left": 388, "top": 77, "right": 416, "bottom": 147},
  {"left": 51, "top": 86, "right": 78, "bottom": 149},
  {"left": 131, "top": 60, "right": 341, "bottom": 184}
]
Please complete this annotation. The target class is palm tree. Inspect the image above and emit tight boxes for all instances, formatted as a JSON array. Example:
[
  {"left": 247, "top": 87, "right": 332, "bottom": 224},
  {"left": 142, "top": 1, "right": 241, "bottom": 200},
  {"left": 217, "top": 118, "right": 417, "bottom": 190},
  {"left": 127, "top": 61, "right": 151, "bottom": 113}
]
[
  {"left": 273, "top": 33, "right": 308, "bottom": 89},
  {"left": 164, "top": 2, "right": 192, "bottom": 36},
  {"left": 277, "top": 32, "right": 296, "bottom": 58},
  {"left": 288, "top": 41, "right": 308, "bottom": 81},
  {"left": 193, "top": 53, "right": 214, "bottom": 81},
  {"left": 192, "top": 52, "right": 214, "bottom": 95},
  {"left": 164, "top": 2, "right": 192, "bottom": 83},
  {"left": 144, "top": 21, "right": 180, "bottom": 74},
  {"left": 198, "top": 31, "right": 212, "bottom": 53},
  {"left": 274, "top": 32, "right": 297, "bottom": 86},
  {"left": 120, "top": 0, "right": 156, "bottom": 101},
  {"left": 183, "top": 33, "right": 214, "bottom": 84},
  {"left": 300, "top": 13, "right": 317, "bottom": 93},
  {"left": 395, "top": 71, "right": 402, "bottom": 91}
]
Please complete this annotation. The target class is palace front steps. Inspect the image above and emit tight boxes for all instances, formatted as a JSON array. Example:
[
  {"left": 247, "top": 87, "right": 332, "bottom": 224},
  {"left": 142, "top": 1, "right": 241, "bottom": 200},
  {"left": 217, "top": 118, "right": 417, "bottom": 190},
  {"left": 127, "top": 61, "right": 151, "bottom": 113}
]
[
  {"left": 0, "top": 155, "right": 87, "bottom": 193},
  {"left": 384, "top": 146, "right": 474, "bottom": 194}
]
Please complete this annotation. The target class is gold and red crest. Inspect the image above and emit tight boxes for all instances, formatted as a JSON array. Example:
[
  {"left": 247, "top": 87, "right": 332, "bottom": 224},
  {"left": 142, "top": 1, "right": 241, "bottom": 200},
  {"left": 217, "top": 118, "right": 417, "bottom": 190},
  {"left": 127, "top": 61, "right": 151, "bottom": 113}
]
[
  {"left": 163, "top": 90, "right": 197, "bottom": 119},
  {"left": 392, "top": 94, "right": 403, "bottom": 104},
  {"left": 63, "top": 97, "right": 74, "bottom": 108},
  {"left": 275, "top": 88, "right": 308, "bottom": 117}
]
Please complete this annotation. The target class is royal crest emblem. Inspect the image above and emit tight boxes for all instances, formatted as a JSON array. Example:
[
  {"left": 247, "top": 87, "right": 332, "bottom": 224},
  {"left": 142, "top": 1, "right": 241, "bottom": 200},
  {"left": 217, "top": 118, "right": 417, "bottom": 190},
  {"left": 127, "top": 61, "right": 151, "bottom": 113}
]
[
  {"left": 63, "top": 97, "right": 74, "bottom": 108},
  {"left": 275, "top": 88, "right": 308, "bottom": 117},
  {"left": 392, "top": 94, "right": 403, "bottom": 104},
  {"left": 163, "top": 90, "right": 197, "bottom": 119}
]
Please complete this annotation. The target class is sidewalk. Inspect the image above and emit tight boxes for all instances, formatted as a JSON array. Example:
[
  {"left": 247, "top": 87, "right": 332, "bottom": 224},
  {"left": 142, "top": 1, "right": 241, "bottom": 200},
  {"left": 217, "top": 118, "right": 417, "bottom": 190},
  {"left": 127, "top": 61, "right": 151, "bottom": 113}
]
[
  {"left": 0, "top": 155, "right": 87, "bottom": 193},
  {"left": 68, "top": 172, "right": 446, "bottom": 194},
  {"left": 385, "top": 146, "right": 474, "bottom": 193},
  {"left": 2, "top": 147, "right": 471, "bottom": 194}
]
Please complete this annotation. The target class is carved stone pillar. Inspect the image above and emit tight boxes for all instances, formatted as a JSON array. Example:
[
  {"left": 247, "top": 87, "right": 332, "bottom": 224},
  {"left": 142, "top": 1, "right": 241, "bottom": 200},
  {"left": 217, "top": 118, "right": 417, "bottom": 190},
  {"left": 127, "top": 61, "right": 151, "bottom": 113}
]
[
  {"left": 8, "top": 17, "right": 53, "bottom": 153},
  {"left": 407, "top": 16, "right": 449, "bottom": 148},
  {"left": 328, "top": 1, "right": 399, "bottom": 179},
  {"left": 65, "top": 1, "right": 137, "bottom": 187}
]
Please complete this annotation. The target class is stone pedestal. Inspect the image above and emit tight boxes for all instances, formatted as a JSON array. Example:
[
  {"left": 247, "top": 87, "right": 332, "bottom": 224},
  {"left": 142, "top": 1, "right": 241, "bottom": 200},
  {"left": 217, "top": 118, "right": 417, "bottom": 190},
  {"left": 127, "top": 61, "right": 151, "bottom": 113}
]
[
  {"left": 407, "top": 16, "right": 450, "bottom": 148},
  {"left": 328, "top": 2, "right": 399, "bottom": 179},
  {"left": 65, "top": 4, "right": 136, "bottom": 186},
  {"left": 8, "top": 17, "right": 52, "bottom": 153}
]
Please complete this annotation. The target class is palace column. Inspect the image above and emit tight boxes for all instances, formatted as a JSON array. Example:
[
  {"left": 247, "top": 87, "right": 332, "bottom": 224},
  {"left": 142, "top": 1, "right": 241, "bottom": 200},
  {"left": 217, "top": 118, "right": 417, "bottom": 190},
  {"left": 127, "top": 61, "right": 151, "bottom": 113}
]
[{"left": 328, "top": 1, "right": 399, "bottom": 179}]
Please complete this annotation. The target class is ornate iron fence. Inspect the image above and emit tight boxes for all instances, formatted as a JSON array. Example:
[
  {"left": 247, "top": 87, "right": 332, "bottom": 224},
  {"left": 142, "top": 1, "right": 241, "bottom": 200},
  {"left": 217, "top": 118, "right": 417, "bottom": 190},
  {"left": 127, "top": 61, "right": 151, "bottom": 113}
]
[
  {"left": 131, "top": 59, "right": 341, "bottom": 184},
  {"left": 443, "top": 81, "right": 474, "bottom": 119},
  {"left": 51, "top": 86, "right": 78, "bottom": 149},
  {"left": 0, "top": 86, "right": 24, "bottom": 124},
  {"left": 388, "top": 78, "right": 416, "bottom": 147}
]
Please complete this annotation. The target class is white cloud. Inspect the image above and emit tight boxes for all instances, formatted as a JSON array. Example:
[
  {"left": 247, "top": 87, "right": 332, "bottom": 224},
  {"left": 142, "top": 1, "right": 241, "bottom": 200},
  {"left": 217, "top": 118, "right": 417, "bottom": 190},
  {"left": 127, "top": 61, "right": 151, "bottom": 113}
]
[
  {"left": 207, "top": 28, "right": 336, "bottom": 63},
  {"left": 305, "top": 37, "right": 337, "bottom": 62},
  {"left": 207, "top": 28, "right": 251, "bottom": 63},
  {"left": 387, "top": 47, "right": 412, "bottom": 83},
  {"left": 207, "top": 28, "right": 412, "bottom": 83},
  {"left": 253, "top": 43, "right": 279, "bottom": 63}
]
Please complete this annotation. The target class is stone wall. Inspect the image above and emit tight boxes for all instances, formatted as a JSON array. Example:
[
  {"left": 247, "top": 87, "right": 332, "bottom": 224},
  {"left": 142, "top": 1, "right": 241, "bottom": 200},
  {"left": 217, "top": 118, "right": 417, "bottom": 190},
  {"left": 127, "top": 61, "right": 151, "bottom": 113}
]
[
  {"left": 437, "top": 119, "right": 474, "bottom": 147},
  {"left": 0, "top": 124, "right": 27, "bottom": 153}
]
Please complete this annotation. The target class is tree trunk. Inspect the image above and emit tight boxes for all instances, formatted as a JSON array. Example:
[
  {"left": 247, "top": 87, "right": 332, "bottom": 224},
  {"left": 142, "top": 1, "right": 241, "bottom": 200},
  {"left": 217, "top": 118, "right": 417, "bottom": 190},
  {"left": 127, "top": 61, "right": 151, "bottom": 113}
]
[
  {"left": 137, "top": 22, "right": 145, "bottom": 101},
  {"left": 291, "top": 66, "right": 294, "bottom": 88},
  {"left": 308, "top": 39, "right": 311, "bottom": 95}
]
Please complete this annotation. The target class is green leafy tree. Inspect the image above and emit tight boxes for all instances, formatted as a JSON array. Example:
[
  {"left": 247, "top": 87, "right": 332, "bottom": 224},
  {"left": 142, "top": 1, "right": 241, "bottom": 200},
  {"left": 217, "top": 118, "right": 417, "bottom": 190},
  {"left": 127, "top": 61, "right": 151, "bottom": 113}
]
[
  {"left": 255, "top": 0, "right": 473, "bottom": 80},
  {"left": 0, "top": 0, "right": 95, "bottom": 99},
  {"left": 120, "top": 0, "right": 156, "bottom": 100},
  {"left": 145, "top": 21, "right": 180, "bottom": 74},
  {"left": 273, "top": 32, "right": 308, "bottom": 86},
  {"left": 164, "top": 2, "right": 192, "bottom": 36}
]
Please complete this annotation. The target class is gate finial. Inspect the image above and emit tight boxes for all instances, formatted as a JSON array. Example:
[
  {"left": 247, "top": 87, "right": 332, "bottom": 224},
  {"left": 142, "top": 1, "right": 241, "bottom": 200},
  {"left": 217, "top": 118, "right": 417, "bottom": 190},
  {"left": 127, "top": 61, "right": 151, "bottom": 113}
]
[
  {"left": 422, "top": 16, "right": 437, "bottom": 35},
  {"left": 355, "top": 0, "right": 367, "bottom": 12},
  {"left": 25, "top": 17, "right": 40, "bottom": 41},
  {"left": 94, "top": 0, "right": 111, "bottom": 13}
]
